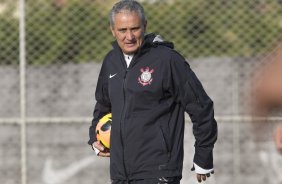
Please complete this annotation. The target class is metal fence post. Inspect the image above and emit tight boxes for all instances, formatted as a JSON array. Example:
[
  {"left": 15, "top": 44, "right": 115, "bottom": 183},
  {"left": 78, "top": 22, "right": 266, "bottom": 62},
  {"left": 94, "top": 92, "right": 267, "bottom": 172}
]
[{"left": 19, "top": 0, "right": 27, "bottom": 183}]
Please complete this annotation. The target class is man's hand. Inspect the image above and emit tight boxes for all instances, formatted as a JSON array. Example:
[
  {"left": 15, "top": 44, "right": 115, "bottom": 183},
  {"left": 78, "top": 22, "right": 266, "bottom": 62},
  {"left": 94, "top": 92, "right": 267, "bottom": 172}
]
[
  {"left": 92, "top": 141, "right": 110, "bottom": 157},
  {"left": 274, "top": 123, "right": 282, "bottom": 154},
  {"left": 196, "top": 171, "right": 214, "bottom": 183},
  {"left": 191, "top": 165, "right": 214, "bottom": 183}
]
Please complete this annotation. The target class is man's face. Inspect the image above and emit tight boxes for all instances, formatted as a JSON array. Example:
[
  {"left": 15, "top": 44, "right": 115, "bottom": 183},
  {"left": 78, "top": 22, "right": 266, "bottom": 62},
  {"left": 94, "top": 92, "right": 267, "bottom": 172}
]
[{"left": 110, "top": 11, "right": 146, "bottom": 55}]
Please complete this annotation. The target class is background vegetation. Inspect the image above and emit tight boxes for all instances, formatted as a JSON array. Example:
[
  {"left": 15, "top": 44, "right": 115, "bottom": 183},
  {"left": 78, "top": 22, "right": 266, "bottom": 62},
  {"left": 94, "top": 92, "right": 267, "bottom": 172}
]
[{"left": 0, "top": 0, "right": 281, "bottom": 65}]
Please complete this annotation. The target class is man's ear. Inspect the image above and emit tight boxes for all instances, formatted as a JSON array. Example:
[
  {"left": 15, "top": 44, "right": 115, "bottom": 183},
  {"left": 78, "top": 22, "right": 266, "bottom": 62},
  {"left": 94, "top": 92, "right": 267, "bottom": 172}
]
[
  {"left": 110, "top": 26, "right": 116, "bottom": 37},
  {"left": 143, "top": 20, "right": 147, "bottom": 32}
]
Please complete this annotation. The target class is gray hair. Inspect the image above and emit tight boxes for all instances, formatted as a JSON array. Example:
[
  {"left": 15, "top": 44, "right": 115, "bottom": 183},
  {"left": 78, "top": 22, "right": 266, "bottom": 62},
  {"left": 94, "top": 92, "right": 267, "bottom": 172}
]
[{"left": 109, "top": 0, "right": 147, "bottom": 27}]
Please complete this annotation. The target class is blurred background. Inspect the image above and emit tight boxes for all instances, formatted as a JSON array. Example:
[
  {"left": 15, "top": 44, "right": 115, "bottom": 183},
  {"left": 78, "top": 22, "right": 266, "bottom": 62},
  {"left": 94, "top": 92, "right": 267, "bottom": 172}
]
[{"left": 1, "top": 0, "right": 282, "bottom": 183}]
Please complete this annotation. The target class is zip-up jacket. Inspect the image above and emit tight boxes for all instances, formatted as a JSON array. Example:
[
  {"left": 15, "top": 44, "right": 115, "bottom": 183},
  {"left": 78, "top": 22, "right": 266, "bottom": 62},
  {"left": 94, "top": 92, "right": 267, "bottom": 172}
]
[{"left": 88, "top": 33, "right": 217, "bottom": 180}]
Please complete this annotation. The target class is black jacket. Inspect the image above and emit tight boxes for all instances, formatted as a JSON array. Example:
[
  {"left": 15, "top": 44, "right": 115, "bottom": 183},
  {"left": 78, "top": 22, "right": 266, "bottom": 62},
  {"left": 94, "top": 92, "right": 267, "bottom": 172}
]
[{"left": 88, "top": 33, "right": 217, "bottom": 180}]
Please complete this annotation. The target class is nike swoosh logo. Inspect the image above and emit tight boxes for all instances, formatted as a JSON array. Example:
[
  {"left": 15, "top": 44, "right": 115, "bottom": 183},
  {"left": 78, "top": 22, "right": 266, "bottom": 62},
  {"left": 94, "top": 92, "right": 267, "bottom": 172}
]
[
  {"left": 109, "top": 73, "right": 117, "bottom": 79},
  {"left": 42, "top": 156, "right": 95, "bottom": 184}
]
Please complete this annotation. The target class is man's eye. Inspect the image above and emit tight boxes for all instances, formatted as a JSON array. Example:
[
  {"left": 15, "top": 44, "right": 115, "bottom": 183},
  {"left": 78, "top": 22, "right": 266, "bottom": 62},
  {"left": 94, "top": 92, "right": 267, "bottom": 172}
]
[
  {"left": 132, "top": 28, "right": 140, "bottom": 32},
  {"left": 119, "top": 30, "right": 126, "bottom": 33}
]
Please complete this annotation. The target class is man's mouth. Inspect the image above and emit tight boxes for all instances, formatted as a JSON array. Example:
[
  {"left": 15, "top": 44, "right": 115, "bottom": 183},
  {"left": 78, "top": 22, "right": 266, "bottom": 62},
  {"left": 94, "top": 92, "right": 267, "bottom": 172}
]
[{"left": 125, "top": 42, "right": 136, "bottom": 47}]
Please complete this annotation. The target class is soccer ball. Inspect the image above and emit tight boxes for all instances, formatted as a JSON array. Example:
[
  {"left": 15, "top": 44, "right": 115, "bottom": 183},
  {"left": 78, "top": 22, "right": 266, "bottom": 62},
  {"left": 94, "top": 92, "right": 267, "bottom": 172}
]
[{"left": 96, "top": 113, "right": 112, "bottom": 149}]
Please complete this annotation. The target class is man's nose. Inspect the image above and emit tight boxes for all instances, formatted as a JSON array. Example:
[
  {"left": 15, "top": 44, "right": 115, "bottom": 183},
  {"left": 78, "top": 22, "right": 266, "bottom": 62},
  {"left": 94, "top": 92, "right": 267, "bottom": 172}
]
[{"left": 126, "top": 31, "right": 134, "bottom": 40}]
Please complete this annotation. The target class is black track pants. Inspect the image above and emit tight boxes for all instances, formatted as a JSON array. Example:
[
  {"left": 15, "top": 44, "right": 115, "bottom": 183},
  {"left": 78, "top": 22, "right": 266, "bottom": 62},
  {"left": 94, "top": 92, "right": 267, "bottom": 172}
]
[{"left": 111, "top": 177, "right": 181, "bottom": 184}]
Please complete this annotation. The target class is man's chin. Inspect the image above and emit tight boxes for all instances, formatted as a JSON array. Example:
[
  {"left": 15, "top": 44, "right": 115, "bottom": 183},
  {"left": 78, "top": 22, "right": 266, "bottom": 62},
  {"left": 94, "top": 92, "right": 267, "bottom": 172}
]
[{"left": 123, "top": 49, "right": 138, "bottom": 55}]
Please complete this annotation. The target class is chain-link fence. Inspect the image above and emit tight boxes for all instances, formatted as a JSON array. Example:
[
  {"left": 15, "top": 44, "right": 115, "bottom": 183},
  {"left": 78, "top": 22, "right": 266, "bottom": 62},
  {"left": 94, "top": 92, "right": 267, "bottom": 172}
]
[{"left": 1, "top": 0, "right": 282, "bottom": 184}]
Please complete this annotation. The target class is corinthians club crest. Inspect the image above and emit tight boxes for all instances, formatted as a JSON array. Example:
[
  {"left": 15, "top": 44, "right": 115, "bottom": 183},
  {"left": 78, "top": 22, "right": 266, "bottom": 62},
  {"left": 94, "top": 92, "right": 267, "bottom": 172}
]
[{"left": 138, "top": 67, "right": 154, "bottom": 86}]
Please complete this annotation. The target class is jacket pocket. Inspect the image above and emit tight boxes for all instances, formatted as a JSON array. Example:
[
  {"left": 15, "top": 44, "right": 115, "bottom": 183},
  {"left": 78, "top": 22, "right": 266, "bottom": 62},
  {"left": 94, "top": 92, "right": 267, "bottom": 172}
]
[{"left": 159, "top": 126, "right": 171, "bottom": 160}]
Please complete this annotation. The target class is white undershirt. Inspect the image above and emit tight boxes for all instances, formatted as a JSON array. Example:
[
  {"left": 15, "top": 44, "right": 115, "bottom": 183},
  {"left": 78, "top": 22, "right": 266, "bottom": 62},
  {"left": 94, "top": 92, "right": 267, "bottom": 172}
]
[{"left": 123, "top": 53, "right": 134, "bottom": 68}]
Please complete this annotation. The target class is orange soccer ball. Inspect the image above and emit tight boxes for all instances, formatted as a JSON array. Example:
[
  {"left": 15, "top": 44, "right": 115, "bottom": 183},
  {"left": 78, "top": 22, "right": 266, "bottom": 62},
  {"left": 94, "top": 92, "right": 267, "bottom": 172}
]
[{"left": 96, "top": 113, "right": 112, "bottom": 149}]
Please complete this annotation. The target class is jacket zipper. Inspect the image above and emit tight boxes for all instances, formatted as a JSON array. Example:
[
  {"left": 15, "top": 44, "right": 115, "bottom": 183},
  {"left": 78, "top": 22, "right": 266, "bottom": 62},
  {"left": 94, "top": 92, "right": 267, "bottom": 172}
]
[
  {"left": 120, "top": 68, "right": 130, "bottom": 179},
  {"left": 119, "top": 52, "right": 139, "bottom": 179}
]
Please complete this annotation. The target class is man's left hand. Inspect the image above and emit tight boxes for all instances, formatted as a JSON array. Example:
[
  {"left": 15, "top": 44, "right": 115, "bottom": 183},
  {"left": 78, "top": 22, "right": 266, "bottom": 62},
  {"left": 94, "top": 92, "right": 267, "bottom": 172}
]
[{"left": 196, "top": 171, "right": 214, "bottom": 183}]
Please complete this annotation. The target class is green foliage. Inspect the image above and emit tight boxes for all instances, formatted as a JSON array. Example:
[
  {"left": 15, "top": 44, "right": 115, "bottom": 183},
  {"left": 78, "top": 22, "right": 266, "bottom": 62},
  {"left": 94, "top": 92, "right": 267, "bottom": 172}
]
[
  {"left": 25, "top": 1, "right": 112, "bottom": 65},
  {"left": 145, "top": 0, "right": 282, "bottom": 59},
  {"left": 0, "top": 4, "right": 19, "bottom": 65},
  {"left": 0, "top": 0, "right": 281, "bottom": 65}
]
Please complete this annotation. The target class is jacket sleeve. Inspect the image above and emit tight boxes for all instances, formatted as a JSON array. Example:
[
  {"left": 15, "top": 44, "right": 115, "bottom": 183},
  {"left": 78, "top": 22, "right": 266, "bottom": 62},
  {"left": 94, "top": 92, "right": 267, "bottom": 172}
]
[
  {"left": 88, "top": 61, "right": 111, "bottom": 145},
  {"left": 169, "top": 51, "right": 217, "bottom": 169}
]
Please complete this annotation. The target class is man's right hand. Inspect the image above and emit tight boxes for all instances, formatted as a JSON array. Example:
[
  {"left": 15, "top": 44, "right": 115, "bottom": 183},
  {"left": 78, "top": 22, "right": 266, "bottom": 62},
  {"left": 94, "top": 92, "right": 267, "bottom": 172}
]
[{"left": 92, "top": 141, "right": 110, "bottom": 157}]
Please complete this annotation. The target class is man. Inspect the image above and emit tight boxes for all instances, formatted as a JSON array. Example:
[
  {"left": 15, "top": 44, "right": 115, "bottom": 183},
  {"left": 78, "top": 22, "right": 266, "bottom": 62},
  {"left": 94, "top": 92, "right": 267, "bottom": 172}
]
[{"left": 88, "top": 1, "right": 217, "bottom": 183}]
